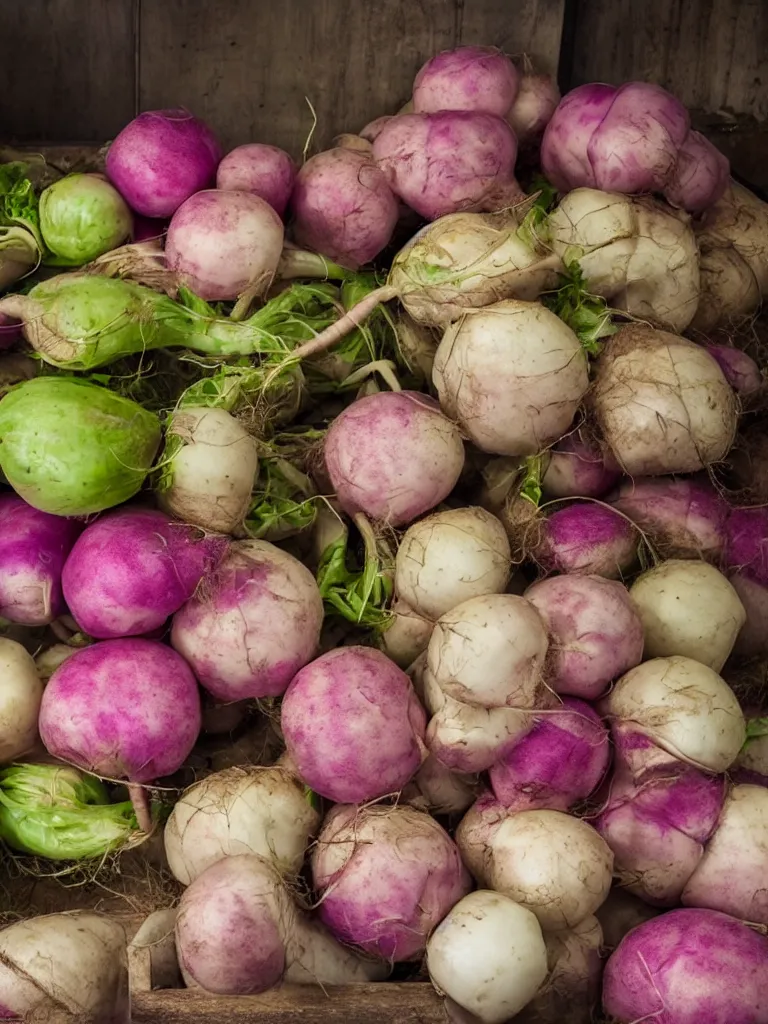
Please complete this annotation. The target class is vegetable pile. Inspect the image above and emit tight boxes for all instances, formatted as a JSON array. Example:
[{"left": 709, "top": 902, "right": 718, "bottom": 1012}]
[{"left": 0, "top": 42, "right": 767, "bottom": 1024}]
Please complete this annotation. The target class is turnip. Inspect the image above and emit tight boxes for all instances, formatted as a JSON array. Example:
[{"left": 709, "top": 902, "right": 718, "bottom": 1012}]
[
  {"left": 0, "top": 638, "right": 43, "bottom": 763},
  {"left": 216, "top": 143, "right": 297, "bottom": 217},
  {"left": 609, "top": 476, "right": 730, "bottom": 561},
  {"left": 38, "top": 638, "right": 202, "bottom": 831},
  {"left": 730, "top": 572, "right": 768, "bottom": 660},
  {"left": 629, "top": 559, "right": 745, "bottom": 671},
  {"left": 291, "top": 147, "right": 399, "bottom": 268},
  {"left": 706, "top": 344, "right": 763, "bottom": 396},
  {"left": 607, "top": 655, "right": 745, "bottom": 773},
  {"left": 62, "top": 508, "right": 227, "bottom": 639},
  {"left": 166, "top": 189, "right": 285, "bottom": 301},
  {"left": 379, "top": 597, "right": 434, "bottom": 668},
  {"left": 412, "top": 46, "right": 520, "bottom": 117},
  {"left": 175, "top": 854, "right": 387, "bottom": 995},
  {"left": 520, "top": 916, "right": 603, "bottom": 1024},
  {"left": 105, "top": 108, "right": 221, "bottom": 218},
  {"left": 0, "top": 912, "right": 129, "bottom": 1022},
  {"left": 592, "top": 323, "right": 738, "bottom": 476},
  {"left": 171, "top": 539, "right": 323, "bottom": 702},
  {"left": 532, "top": 502, "right": 639, "bottom": 579},
  {"left": 323, "top": 390, "right": 464, "bottom": 526},
  {"left": 722, "top": 507, "right": 768, "bottom": 658},
  {"left": 602, "top": 908, "right": 768, "bottom": 1024},
  {"left": 282, "top": 645, "right": 426, "bottom": 802},
  {"left": 39, "top": 173, "right": 132, "bottom": 263},
  {"left": 665, "top": 130, "right": 732, "bottom": 213},
  {"left": 507, "top": 67, "right": 561, "bottom": 148},
  {"left": 736, "top": 715, "right": 768, "bottom": 785},
  {"left": 433, "top": 299, "right": 589, "bottom": 456},
  {"left": 525, "top": 574, "right": 643, "bottom": 699},
  {"left": 163, "top": 764, "right": 320, "bottom": 886},
  {"left": 683, "top": 784, "right": 768, "bottom": 924},
  {"left": 546, "top": 188, "right": 700, "bottom": 332},
  {"left": 425, "top": 890, "right": 549, "bottom": 1024},
  {"left": 373, "top": 111, "right": 518, "bottom": 220},
  {"left": 311, "top": 803, "right": 471, "bottom": 960},
  {"left": 541, "top": 429, "right": 620, "bottom": 499},
  {"left": 402, "top": 754, "right": 480, "bottom": 815},
  {"left": 489, "top": 698, "right": 610, "bottom": 811},
  {"left": 0, "top": 494, "right": 82, "bottom": 626},
  {"left": 0, "top": 377, "right": 161, "bottom": 516},
  {"left": 394, "top": 506, "right": 511, "bottom": 621}
]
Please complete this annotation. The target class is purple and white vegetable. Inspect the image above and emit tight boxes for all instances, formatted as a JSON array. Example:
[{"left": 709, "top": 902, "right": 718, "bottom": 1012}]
[
  {"left": 507, "top": 69, "right": 560, "bottom": 147},
  {"left": 705, "top": 344, "right": 763, "bottom": 396},
  {"left": 540, "top": 431, "right": 620, "bottom": 500},
  {"left": 412, "top": 46, "right": 519, "bottom": 117},
  {"left": 216, "top": 144, "right": 297, "bottom": 217},
  {"left": 532, "top": 503, "right": 639, "bottom": 579}
]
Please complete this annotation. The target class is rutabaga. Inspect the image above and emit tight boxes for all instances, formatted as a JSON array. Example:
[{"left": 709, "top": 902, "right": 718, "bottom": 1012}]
[{"left": 0, "top": 377, "right": 161, "bottom": 516}]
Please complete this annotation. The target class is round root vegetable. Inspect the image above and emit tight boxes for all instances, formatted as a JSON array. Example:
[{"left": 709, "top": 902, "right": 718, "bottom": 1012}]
[
  {"left": 0, "top": 377, "right": 162, "bottom": 517},
  {"left": 291, "top": 147, "right": 398, "bottom": 268},
  {"left": 546, "top": 188, "right": 700, "bottom": 332},
  {"left": 521, "top": 916, "right": 603, "bottom": 1024},
  {"left": 163, "top": 764, "right": 321, "bottom": 886},
  {"left": 0, "top": 494, "right": 82, "bottom": 626},
  {"left": 379, "top": 598, "right": 434, "bottom": 668},
  {"left": 525, "top": 574, "right": 643, "bottom": 699},
  {"left": 665, "top": 130, "right": 731, "bottom": 213},
  {"left": 216, "top": 143, "right": 297, "bottom": 217},
  {"left": 372, "top": 111, "right": 518, "bottom": 221},
  {"left": 395, "top": 506, "right": 511, "bottom": 621},
  {"left": 62, "top": 508, "right": 227, "bottom": 639},
  {"left": 171, "top": 539, "right": 323, "bottom": 702},
  {"left": 706, "top": 344, "right": 763, "bottom": 396},
  {"left": 38, "top": 638, "right": 202, "bottom": 831},
  {"left": 402, "top": 754, "right": 480, "bottom": 815},
  {"left": 541, "top": 430, "right": 620, "bottom": 499},
  {"left": 412, "top": 46, "right": 519, "bottom": 117},
  {"left": 281, "top": 645, "right": 426, "bottom": 803},
  {"left": 166, "top": 189, "right": 285, "bottom": 300},
  {"left": 722, "top": 507, "right": 768, "bottom": 658},
  {"left": 433, "top": 299, "right": 588, "bottom": 456},
  {"left": 426, "top": 890, "right": 548, "bottom": 1024},
  {"left": 158, "top": 406, "right": 259, "bottom": 534},
  {"left": 729, "top": 572, "right": 768, "bottom": 660},
  {"left": 175, "top": 854, "right": 387, "bottom": 995},
  {"left": 629, "top": 559, "right": 745, "bottom": 671},
  {"left": 39, "top": 173, "right": 133, "bottom": 263},
  {"left": 489, "top": 698, "right": 609, "bottom": 811},
  {"left": 607, "top": 655, "right": 745, "bottom": 773},
  {"left": 311, "top": 803, "right": 471, "bottom": 961},
  {"left": 609, "top": 476, "right": 730, "bottom": 561},
  {"left": 323, "top": 390, "right": 464, "bottom": 526},
  {"left": 105, "top": 108, "right": 221, "bottom": 218},
  {"left": 682, "top": 784, "right": 768, "bottom": 924},
  {"left": 0, "top": 638, "right": 44, "bottom": 763},
  {"left": 0, "top": 912, "right": 129, "bottom": 1022},
  {"left": 532, "top": 503, "right": 639, "bottom": 579},
  {"left": 507, "top": 69, "right": 560, "bottom": 147},
  {"left": 591, "top": 323, "right": 737, "bottom": 476},
  {"left": 602, "top": 908, "right": 768, "bottom": 1024}
]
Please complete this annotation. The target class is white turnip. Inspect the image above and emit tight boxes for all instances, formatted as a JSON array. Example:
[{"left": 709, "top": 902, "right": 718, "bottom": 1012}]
[
  {"left": 216, "top": 144, "right": 297, "bottom": 217},
  {"left": 0, "top": 638, "right": 44, "bottom": 764},
  {"left": 507, "top": 68, "right": 560, "bottom": 147},
  {"left": 532, "top": 502, "right": 639, "bottom": 578},
  {"left": 412, "top": 46, "right": 519, "bottom": 117},
  {"left": 379, "top": 598, "right": 434, "bottom": 668}
]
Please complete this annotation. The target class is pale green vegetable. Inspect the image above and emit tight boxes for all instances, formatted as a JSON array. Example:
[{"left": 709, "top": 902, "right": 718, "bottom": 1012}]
[{"left": 39, "top": 173, "right": 132, "bottom": 263}]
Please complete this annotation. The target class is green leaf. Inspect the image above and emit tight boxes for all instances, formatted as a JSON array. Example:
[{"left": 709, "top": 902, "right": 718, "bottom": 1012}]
[
  {"left": 244, "top": 457, "right": 317, "bottom": 541},
  {"left": 316, "top": 520, "right": 393, "bottom": 629},
  {"left": 0, "top": 162, "right": 44, "bottom": 251},
  {"left": 542, "top": 260, "right": 617, "bottom": 353},
  {"left": 520, "top": 454, "right": 544, "bottom": 506}
]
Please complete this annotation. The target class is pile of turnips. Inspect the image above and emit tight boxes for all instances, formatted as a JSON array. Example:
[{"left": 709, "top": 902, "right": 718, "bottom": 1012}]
[{"left": 0, "top": 41, "right": 767, "bottom": 1024}]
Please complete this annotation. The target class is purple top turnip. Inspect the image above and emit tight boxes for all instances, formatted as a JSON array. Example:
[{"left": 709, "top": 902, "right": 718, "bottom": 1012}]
[
  {"left": 412, "top": 46, "right": 520, "bottom": 118},
  {"left": 533, "top": 503, "right": 639, "bottom": 579},
  {"left": 705, "top": 345, "right": 763, "bottom": 396},
  {"left": 216, "top": 144, "right": 297, "bottom": 218},
  {"left": 723, "top": 506, "right": 768, "bottom": 586},
  {"left": 0, "top": 494, "right": 82, "bottom": 626},
  {"left": 541, "top": 431, "right": 620, "bottom": 499},
  {"left": 105, "top": 109, "right": 221, "bottom": 218}
]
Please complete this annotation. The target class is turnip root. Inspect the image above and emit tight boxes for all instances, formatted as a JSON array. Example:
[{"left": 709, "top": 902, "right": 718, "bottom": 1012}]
[
  {"left": 62, "top": 508, "right": 227, "bottom": 639},
  {"left": 0, "top": 912, "right": 129, "bottom": 1022},
  {"left": 706, "top": 344, "right": 763, "bottom": 396},
  {"left": 602, "top": 908, "right": 768, "bottom": 1024},
  {"left": 379, "top": 598, "right": 434, "bottom": 668},
  {"left": 629, "top": 559, "right": 745, "bottom": 671},
  {"left": 425, "top": 890, "right": 549, "bottom": 1024},
  {"left": 525, "top": 574, "right": 643, "bottom": 699},
  {"left": 171, "top": 539, "right": 323, "bottom": 701},
  {"left": 489, "top": 698, "right": 609, "bottom": 811},
  {"left": 433, "top": 299, "right": 589, "bottom": 456},
  {"left": 507, "top": 69, "right": 560, "bottom": 148},
  {"left": 0, "top": 638, "right": 44, "bottom": 763},
  {"left": 281, "top": 645, "right": 426, "bottom": 803},
  {"left": 402, "top": 754, "right": 480, "bottom": 815},
  {"left": 158, "top": 406, "right": 259, "bottom": 535},
  {"left": 0, "top": 494, "right": 82, "bottom": 626},
  {"left": 682, "top": 784, "right": 768, "bottom": 924},
  {"left": 606, "top": 655, "right": 745, "bottom": 773},
  {"left": 609, "top": 476, "right": 730, "bottom": 561},
  {"left": 291, "top": 148, "right": 398, "bottom": 268},
  {"left": 518, "top": 916, "right": 603, "bottom": 1024},
  {"left": 216, "top": 144, "right": 297, "bottom": 217},
  {"left": 163, "top": 764, "right": 321, "bottom": 885},
  {"left": 412, "top": 46, "right": 519, "bottom": 117},
  {"left": 323, "top": 390, "right": 464, "bottom": 526},
  {"left": 532, "top": 503, "right": 639, "bottom": 578},
  {"left": 546, "top": 188, "right": 700, "bottom": 332},
  {"left": 175, "top": 854, "right": 387, "bottom": 995},
  {"left": 394, "top": 506, "right": 510, "bottom": 621},
  {"left": 592, "top": 323, "right": 738, "bottom": 476},
  {"left": 311, "top": 803, "right": 471, "bottom": 961},
  {"left": 39, "top": 639, "right": 201, "bottom": 831},
  {"left": 541, "top": 430, "right": 620, "bottom": 499}
]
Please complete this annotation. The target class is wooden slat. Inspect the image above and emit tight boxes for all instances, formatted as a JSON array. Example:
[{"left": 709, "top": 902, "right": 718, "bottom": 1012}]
[
  {"left": 568, "top": 0, "right": 768, "bottom": 121},
  {"left": 0, "top": 0, "right": 137, "bottom": 143},
  {"left": 458, "top": 0, "right": 566, "bottom": 77},
  {"left": 131, "top": 983, "right": 444, "bottom": 1023}
]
